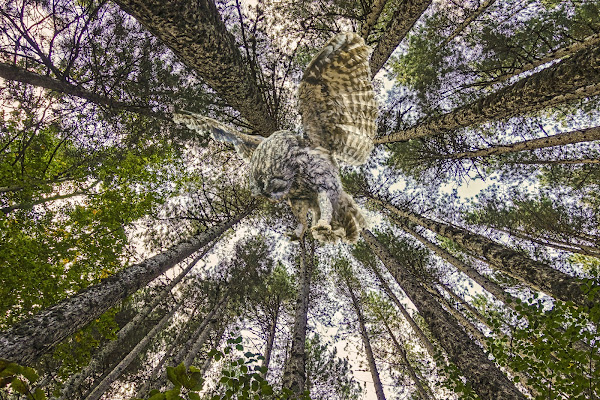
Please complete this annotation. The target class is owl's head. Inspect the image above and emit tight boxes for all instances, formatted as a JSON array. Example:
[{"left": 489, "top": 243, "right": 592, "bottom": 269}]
[{"left": 250, "top": 176, "right": 293, "bottom": 202}]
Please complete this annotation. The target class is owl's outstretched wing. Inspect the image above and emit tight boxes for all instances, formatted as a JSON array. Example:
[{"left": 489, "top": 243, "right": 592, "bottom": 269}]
[
  {"left": 298, "top": 32, "right": 378, "bottom": 165},
  {"left": 173, "top": 111, "right": 263, "bottom": 162}
]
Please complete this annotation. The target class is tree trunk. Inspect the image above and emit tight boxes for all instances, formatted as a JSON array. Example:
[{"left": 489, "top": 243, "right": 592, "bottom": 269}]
[
  {"left": 493, "top": 32, "right": 600, "bottom": 85},
  {"left": 135, "top": 293, "right": 205, "bottom": 399},
  {"left": 441, "top": 125, "right": 600, "bottom": 160},
  {"left": 345, "top": 277, "right": 386, "bottom": 400},
  {"left": 0, "top": 62, "right": 168, "bottom": 120},
  {"left": 362, "top": 230, "right": 527, "bottom": 400},
  {"left": 282, "top": 238, "right": 314, "bottom": 396},
  {"left": 0, "top": 210, "right": 251, "bottom": 365},
  {"left": 372, "top": 198, "right": 593, "bottom": 308},
  {"left": 370, "top": 0, "right": 432, "bottom": 75},
  {"left": 58, "top": 252, "right": 209, "bottom": 400},
  {"left": 398, "top": 221, "right": 516, "bottom": 306},
  {"left": 182, "top": 296, "right": 228, "bottom": 368},
  {"left": 360, "top": 0, "right": 387, "bottom": 39},
  {"left": 363, "top": 258, "right": 438, "bottom": 359},
  {"left": 378, "top": 314, "right": 434, "bottom": 400},
  {"left": 375, "top": 44, "right": 600, "bottom": 143},
  {"left": 261, "top": 306, "right": 279, "bottom": 375},
  {"left": 112, "top": 0, "right": 278, "bottom": 136},
  {"left": 84, "top": 303, "right": 181, "bottom": 400},
  {"left": 440, "top": 0, "right": 496, "bottom": 47}
]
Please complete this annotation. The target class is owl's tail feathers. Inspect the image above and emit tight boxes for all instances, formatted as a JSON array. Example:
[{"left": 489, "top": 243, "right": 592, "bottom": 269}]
[
  {"left": 173, "top": 111, "right": 263, "bottom": 162},
  {"left": 334, "top": 192, "right": 366, "bottom": 243}
]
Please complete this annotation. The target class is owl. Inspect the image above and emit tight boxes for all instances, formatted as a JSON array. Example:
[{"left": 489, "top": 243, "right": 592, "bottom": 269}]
[{"left": 174, "top": 33, "right": 378, "bottom": 243}]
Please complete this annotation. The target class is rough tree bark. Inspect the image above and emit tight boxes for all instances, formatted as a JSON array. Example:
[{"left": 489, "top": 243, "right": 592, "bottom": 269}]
[
  {"left": 362, "top": 230, "right": 527, "bottom": 400},
  {"left": 84, "top": 304, "right": 182, "bottom": 400},
  {"left": 344, "top": 276, "right": 387, "bottom": 400},
  {"left": 58, "top": 251, "right": 210, "bottom": 400},
  {"left": 372, "top": 198, "right": 594, "bottom": 308},
  {"left": 360, "top": 0, "right": 387, "bottom": 39},
  {"left": 370, "top": 0, "right": 432, "bottom": 75},
  {"left": 281, "top": 238, "right": 314, "bottom": 396},
  {"left": 0, "top": 62, "right": 169, "bottom": 120},
  {"left": 0, "top": 210, "right": 251, "bottom": 365},
  {"left": 375, "top": 44, "right": 600, "bottom": 143},
  {"left": 112, "top": 0, "right": 278, "bottom": 136}
]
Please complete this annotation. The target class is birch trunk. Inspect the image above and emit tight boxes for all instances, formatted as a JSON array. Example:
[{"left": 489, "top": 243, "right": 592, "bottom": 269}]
[
  {"left": 373, "top": 198, "right": 593, "bottom": 308},
  {"left": 84, "top": 303, "right": 181, "bottom": 400},
  {"left": 379, "top": 315, "right": 434, "bottom": 400},
  {"left": 0, "top": 210, "right": 250, "bottom": 365},
  {"left": 0, "top": 62, "right": 167, "bottom": 120},
  {"left": 281, "top": 239, "right": 314, "bottom": 395},
  {"left": 345, "top": 278, "right": 386, "bottom": 400},
  {"left": 57, "top": 252, "right": 209, "bottom": 400},
  {"left": 364, "top": 258, "right": 438, "bottom": 359},
  {"left": 370, "top": 0, "right": 432, "bottom": 75},
  {"left": 375, "top": 44, "right": 600, "bottom": 143},
  {"left": 441, "top": 125, "right": 600, "bottom": 160},
  {"left": 112, "top": 0, "right": 278, "bottom": 136},
  {"left": 362, "top": 230, "right": 527, "bottom": 400}
]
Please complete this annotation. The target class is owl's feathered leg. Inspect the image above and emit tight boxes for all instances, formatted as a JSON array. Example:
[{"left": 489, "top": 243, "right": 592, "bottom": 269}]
[
  {"left": 287, "top": 199, "right": 311, "bottom": 241},
  {"left": 311, "top": 191, "right": 345, "bottom": 243}
]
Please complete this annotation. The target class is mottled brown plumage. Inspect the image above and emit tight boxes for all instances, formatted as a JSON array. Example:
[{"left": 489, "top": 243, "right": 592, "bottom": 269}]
[{"left": 174, "top": 33, "right": 377, "bottom": 243}]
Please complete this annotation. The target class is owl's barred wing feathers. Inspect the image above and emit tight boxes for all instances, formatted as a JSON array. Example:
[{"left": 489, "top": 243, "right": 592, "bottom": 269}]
[
  {"left": 298, "top": 32, "right": 378, "bottom": 165},
  {"left": 173, "top": 111, "right": 263, "bottom": 162}
]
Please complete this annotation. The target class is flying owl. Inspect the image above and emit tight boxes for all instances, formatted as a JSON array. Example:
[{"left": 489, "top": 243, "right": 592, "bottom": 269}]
[{"left": 174, "top": 32, "right": 378, "bottom": 243}]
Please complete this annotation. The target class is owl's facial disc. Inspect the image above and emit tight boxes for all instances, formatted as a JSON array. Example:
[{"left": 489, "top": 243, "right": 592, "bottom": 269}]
[{"left": 265, "top": 177, "right": 290, "bottom": 201}]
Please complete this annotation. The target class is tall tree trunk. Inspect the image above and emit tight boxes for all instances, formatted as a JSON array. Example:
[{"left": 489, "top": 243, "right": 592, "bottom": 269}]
[
  {"left": 372, "top": 197, "right": 593, "bottom": 308},
  {"left": 182, "top": 296, "right": 229, "bottom": 368},
  {"left": 398, "top": 221, "right": 516, "bottom": 305},
  {"left": 370, "top": 0, "right": 432, "bottom": 75},
  {"left": 58, "top": 251, "right": 210, "bottom": 400},
  {"left": 378, "top": 313, "right": 434, "bottom": 400},
  {"left": 0, "top": 209, "right": 251, "bottom": 365},
  {"left": 282, "top": 239, "right": 314, "bottom": 396},
  {"left": 261, "top": 306, "right": 279, "bottom": 375},
  {"left": 360, "top": 0, "right": 387, "bottom": 39},
  {"left": 362, "top": 230, "right": 527, "bottom": 400},
  {"left": 363, "top": 258, "right": 438, "bottom": 359},
  {"left": 84, "top": 303, "right": 182, "bottom": 400},
  {"left": 135, "top": 293, "right": 205, "bottom": 399},
  {"left": 375, "top": 44, "right": 600, "bottom": 143},
  {"left": 0, "top": 62, "right": 168, "bottom": 120},
  {"left": 507, "top": 158, "right": 600, "bottom": 165},
  {"left": 344, "top": 277, "right": 387, "bottom": 400},
  {"left": 492, "top": 32, "right": 600, "bottom": 85},
  {"left": 112, "top": 0, "right": 278, "bottom": 136},
  {"left": 440, "top": 125, "right": 600, "bottom": 160}
]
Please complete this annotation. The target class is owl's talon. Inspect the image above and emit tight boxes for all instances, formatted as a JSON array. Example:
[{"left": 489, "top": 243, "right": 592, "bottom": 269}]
[{"left": 311, "top": 221, "right": 343, "bottom": 243}]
